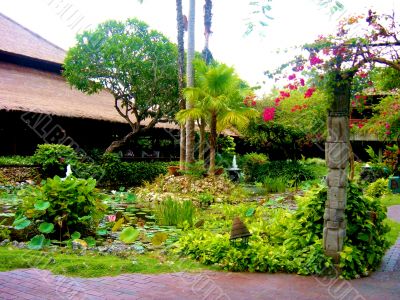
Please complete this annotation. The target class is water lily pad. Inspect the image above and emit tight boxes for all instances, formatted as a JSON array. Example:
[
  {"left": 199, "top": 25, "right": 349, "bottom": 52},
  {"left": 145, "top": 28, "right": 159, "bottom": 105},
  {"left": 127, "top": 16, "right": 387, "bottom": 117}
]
[
  {"left": 84, "top": 237, "right": 97, "bottom": 248},
  {"left": 27, "top": 234, "right": 50, "bottom": 250},
  {"left": 151, "top": 232, "right": 168, "bottom": 246},
  {"left": 38, "top": 222, "right": 54, "bottom": 234},
  {"left": 96, "top": 229, "right": 108, "bottom": 236},
  {"left": 34, "top": 201, "right": 50, "bottom": 211},
  {"left": 119, "top": 227, "right": 139, "bottom": 244},
  {"left": 71, "top": 231, "right": 81, "bottom": 240},
  {"left": 12, "top": 217, "right": 31, "bottom": 230}
]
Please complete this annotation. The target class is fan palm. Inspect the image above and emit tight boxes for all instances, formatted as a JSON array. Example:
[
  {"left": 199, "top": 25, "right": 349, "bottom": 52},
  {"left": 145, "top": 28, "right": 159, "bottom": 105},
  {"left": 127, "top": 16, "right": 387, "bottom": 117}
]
[{"left": 176, "top": 60, "right": 258, "bottom": 174}]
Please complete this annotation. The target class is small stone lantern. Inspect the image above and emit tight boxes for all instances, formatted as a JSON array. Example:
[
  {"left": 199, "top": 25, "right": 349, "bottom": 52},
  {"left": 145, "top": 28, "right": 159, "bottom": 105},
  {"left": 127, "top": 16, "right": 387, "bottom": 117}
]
[{"left": 230, "top": 217, "right": 252, "bottom": 246}]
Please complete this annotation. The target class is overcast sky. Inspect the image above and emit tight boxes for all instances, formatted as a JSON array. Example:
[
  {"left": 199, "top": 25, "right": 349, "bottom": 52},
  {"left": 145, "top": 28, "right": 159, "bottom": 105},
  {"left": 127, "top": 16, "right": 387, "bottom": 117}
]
[{"left": 0, "top": 0, "right": 397, "bottom": 94}]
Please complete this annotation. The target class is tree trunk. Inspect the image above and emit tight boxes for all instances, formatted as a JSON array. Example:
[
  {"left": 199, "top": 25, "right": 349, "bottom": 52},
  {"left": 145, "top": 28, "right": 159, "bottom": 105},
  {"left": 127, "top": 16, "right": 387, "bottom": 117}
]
[
  {"left": 105, "top": 131, "right": 137, "bottom": 153},
  {"left": 185, "top": 0, "right": 196, "bottom": 165},
  {"left": 202, "top": 0, "right": 213, "bottom": 64},
  {"left": 208, "top": 112, "right": 217, "bottom": 175},
  {"left": 176, "top": 0, "right": 186, "bottom": 170},
  {"left": 323, "top": 72, "right": 352, "bottom": 263},
  {"left": 198, "top": 117, "right": 206, "bottom": 161}
]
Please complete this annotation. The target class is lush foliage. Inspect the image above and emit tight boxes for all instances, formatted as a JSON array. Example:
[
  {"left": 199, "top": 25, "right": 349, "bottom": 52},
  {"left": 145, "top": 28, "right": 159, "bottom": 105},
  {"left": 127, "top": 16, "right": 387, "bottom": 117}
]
[
  {"left": 239, "top": 152, "right": 268, "bottom": 181},
  {"left": 74, "top": 153, "right": 172, "bottom": 187},
  {"left": 364, "top": 178, "right": 390, "bottom": 199},
  {"left": 176, "top": 183, "right": 390, "bottom": 279},
  {"left": 14, "top": 176, "right": 106, "bottom": 244},
  {"left": 243, "top": 159, "right": 316, "bottom": 187},
  {"left": 64, "top": 18, "right": 179, "bottom": 152},
  {"left": 32, "top": 144, "right": 78, "bottom": 178}
]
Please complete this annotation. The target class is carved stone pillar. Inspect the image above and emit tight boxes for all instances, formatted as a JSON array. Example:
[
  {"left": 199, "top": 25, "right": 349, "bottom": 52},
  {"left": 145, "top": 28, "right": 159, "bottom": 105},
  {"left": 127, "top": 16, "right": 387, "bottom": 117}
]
[{"left": 324, "top": 115, "right": 349, "bottom": 262}]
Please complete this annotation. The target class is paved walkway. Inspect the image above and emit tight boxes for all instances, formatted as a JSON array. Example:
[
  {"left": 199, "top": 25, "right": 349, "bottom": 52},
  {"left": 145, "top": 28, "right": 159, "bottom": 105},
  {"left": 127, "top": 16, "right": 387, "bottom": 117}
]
[{"left": 0, "top": 205, "right": 399, "bottom": 300}]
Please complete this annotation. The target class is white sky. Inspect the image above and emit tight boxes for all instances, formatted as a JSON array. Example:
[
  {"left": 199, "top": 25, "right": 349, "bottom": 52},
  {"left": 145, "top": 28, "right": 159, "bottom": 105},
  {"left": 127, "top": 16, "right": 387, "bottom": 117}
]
[{"left": 0, "top": 0, "right": 397, "bottom": 95}]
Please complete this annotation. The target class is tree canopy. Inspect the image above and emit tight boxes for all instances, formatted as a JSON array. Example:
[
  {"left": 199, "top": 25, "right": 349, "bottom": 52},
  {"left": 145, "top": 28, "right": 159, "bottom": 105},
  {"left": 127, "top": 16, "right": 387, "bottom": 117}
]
[{"left": 63, "top": 18, "right": 179, "bottom": 152}]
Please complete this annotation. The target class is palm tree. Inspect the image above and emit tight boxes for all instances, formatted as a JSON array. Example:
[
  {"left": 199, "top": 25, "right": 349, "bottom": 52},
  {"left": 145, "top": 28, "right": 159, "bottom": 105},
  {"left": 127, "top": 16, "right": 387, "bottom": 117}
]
[
  {"left": 177, "top": 60, "right": 258, "bottom": 174},
  {"left": 202, "top": 0, "right": 213, "bottom": 64},
  {"left": 185, "top": 0, "right": 196, "bottom": 165},
  {"left": 176, "top": 0, "right": 186, "bottom": 170}
]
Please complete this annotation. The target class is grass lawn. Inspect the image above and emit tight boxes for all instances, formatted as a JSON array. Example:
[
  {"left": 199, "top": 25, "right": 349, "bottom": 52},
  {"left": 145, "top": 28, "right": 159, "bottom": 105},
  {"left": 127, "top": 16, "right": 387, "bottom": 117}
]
[
  {"left": 382, "top": 193, "right": 400, "bottom": 247},
  {"left": 0, "top": 247, "right": 209, "bottom": 277}
]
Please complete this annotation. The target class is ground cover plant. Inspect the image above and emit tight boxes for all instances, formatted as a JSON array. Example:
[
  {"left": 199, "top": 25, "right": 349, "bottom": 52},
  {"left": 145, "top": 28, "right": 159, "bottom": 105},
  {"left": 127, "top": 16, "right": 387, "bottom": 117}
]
[{"left": 176, "top": 182, "right": 391, "bottom": 279}]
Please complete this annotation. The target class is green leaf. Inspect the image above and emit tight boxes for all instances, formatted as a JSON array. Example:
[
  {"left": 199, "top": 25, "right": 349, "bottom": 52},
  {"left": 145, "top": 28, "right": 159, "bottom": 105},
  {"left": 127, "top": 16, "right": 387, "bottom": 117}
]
[
  {"left": 12, "top": 217, "right": 31, "bottom": 230},
  {"left": 34, "top": 201, "right": 50, "bottom": 211},
  {"left": 151, "top": 232, "right": 168, "bottom": 246},
  {"left": 119, "top": 227, "right": 139, "bottom": 244},
  {"left": 84, "top": 236, "right": 97, "bottom": 248},
  {"left": 71, "top": 231, "right": 81, "bottom": 240},
  {"left": 112, "top": 218, "right": 125, "bottom": 232},
  {"left": 245, "top": 207, "right": 256, "bottom": 217},
  {"left": 27, "top": 234, "right": 50, "bottom": 250},
  {"left": 38, "top": 222, "right": 54, "bottom": 234},
  {"left": 96, "top": 229, "right": 108, "bottom": 236}
]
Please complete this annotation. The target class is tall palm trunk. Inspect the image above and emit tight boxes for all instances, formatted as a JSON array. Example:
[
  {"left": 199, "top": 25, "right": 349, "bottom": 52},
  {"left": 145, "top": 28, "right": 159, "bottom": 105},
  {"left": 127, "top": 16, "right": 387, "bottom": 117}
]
[
  {"left": 198, "top": 117, "right": 206, "bottom": 161},
  {"left": 202, "top": 0, "right": 213, "bottom": 64},
  {"left": 323, "top": 71, "right": 353, "bottom": 262},
  {"left": 185, "top": 0, "right": 196, "bottom": 165},
  {"left": 209, "top": 111, "right": 217, "bottom": 175},
  {"left": 176, "top": 0, "right": 186, "bottom": 170}
]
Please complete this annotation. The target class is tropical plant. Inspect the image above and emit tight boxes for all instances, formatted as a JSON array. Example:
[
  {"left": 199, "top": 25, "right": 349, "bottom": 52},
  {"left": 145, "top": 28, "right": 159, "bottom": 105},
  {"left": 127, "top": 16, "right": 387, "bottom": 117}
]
[
  {"left": 14, "top": 176, "right": 106, "bottom": 243},
  {"left": 177, "top": 59, "right": 258, "bottom": 174},
  {"left": 63, "top": 18, "right": 179, "bottom": 153},
  {"left": 32, "top": 144, "right": 78, "bottom": 178}
]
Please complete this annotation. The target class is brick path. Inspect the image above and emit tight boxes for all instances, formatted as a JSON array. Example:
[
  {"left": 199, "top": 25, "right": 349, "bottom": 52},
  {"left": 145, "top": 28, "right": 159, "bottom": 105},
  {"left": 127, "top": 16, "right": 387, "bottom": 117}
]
[{"left": 0, "top": 205, "right": 399, "bottom": 300}]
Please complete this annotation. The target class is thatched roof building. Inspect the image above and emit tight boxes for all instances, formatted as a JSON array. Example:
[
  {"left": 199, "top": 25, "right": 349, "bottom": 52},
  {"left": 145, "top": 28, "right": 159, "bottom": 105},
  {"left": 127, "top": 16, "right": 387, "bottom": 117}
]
[{"left": 0, "top": 13, "right": 178, "bottom": 155}]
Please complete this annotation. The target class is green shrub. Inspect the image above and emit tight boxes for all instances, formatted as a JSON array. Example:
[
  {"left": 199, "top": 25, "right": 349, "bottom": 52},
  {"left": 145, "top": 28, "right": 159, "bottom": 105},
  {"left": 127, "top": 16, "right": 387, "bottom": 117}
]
[
  {"left": 15, "top": 176, "right": 106, "bottom": 242},
  {"left": 155, "top": 197, "right": 195, "bottom": 228},
  {"left": 248, "top": 160, "right": 316, "bottom": 186},
  {"left": 33, "top": 144, "right": 78, "bottom": 178},
  {"left": 240, "top": 153, "right": 268, "bottom": 182},
  {"left": 177, "top": 183, "right": 390, "bottom": 279},
  {"left": 364, "top": 178, "right": 390, "bottom": 199},
  {"left": 74, "top": 153, "right": 171, "bottom": 187}
]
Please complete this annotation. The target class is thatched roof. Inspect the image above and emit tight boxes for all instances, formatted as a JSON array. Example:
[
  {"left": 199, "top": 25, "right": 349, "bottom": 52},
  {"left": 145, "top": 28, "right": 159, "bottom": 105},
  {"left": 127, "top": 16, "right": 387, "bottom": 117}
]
[
  {"left": 0, "top": 61, "right": 178, "bottom": 129},
  {"left": 0, "top": 13, "right": 179, "bottom": 130},
  {"left": 0, "top": 13, "right": 65, "bottom": 64}
]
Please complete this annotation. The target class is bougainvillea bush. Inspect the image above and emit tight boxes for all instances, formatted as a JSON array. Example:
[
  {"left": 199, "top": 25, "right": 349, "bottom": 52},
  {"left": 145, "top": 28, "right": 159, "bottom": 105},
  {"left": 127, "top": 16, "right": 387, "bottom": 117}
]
[{"left": 176, "top": 183, "right": 390, "bottom": 279}]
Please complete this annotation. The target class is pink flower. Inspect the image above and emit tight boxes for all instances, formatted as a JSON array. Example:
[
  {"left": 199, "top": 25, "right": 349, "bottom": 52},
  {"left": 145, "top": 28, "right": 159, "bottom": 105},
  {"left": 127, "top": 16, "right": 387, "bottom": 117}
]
[
  {"left": 263, "top": 107, "right": 276, "bottom": 122},
  {"left": 107, "top": 215, "right": 116, "bottom": 222},
  {"left": 299, "top": 78, "right": 305, "bottom": 86},
  {"left": 304, "top": 87, "right": 316, "bottom": 98},
  {"left": 279, "top": 91, "right": 290, "bottom": 98},
  {"left": 274, "top": 97, "right": 282, "bottom": 106},
  {"left": 288, "top": 74, "right": 296, "bottom": 80},
  {"left": 310, "top": 56, "right": 323, "bottom": 66},
  {"left": 385, "top": 131, "right": 391, "bottom": 135},
  {"left": 385, "top": 123, "right": 391, "bottom": 129}
]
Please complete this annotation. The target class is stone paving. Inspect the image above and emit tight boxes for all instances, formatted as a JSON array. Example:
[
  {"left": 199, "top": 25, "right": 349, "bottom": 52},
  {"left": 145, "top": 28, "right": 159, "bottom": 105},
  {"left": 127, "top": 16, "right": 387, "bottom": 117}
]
[{"left": 0, "top": 205, "right": 399, "bottom": 300}]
